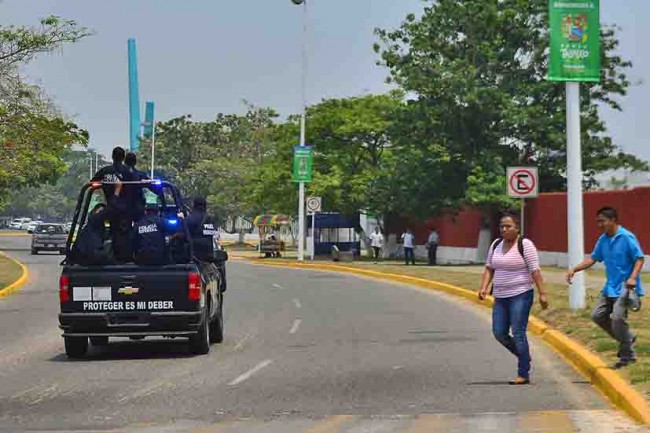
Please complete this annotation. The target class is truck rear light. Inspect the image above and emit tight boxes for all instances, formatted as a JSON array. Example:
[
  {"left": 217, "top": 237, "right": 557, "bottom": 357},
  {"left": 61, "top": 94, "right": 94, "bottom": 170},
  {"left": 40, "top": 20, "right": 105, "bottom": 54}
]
[
  {"left": 188, "top": 272, "right": 201, "bottom": 301},
  {"left": 59, "top": 275, "right": 70, "bottom": 302}
]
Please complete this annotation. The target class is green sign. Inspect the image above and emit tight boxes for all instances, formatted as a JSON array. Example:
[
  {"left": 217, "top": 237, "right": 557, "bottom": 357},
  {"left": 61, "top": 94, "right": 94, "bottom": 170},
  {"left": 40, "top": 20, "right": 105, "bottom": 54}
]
[
  {"left": 293, "top": 146, "right": 313, "bottom": 183},
  {"left": 548, "top": 0, "right": 600, "bottom": 82}
]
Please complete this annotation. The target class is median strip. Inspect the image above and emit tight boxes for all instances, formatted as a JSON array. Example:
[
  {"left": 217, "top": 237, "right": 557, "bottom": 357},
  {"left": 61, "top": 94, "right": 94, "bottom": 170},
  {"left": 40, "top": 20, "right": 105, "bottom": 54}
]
[
  {"left": 0, "top": 252, "right": 29, "bottom": 299},
  {"left": 247, "top": 259, "right": 650, "bottom": 425}
]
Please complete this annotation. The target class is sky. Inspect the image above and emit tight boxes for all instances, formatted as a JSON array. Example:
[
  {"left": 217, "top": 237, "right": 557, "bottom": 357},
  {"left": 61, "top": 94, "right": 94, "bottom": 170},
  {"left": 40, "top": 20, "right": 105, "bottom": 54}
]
[{"left": 1, "top": 0, "right": 649, "bottom": 162}]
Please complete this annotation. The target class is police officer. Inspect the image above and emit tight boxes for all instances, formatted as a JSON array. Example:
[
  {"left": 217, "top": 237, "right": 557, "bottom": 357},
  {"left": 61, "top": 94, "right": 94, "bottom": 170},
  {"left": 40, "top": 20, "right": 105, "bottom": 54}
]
[
  {"left": 91, "top": 147, "right": 135, "bottom": 262},
  {"left": 71, "top": 181, "right": 126, "bottom": 265},
  {"left": 133, "top": 202, "right": 168, "bottom": 266},
  {"left": 124, "top": 152, "right": 149, "bottom": 223},
  {"left": 187, "top": 198, "right": 226, "bottom": 291}
]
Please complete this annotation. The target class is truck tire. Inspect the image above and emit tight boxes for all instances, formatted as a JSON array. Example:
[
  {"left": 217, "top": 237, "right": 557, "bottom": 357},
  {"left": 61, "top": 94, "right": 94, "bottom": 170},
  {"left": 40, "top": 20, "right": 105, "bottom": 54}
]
[
  {"left": 209, "top": 299, "right": 224, "bottom": 344},
  {"left": 90, "top": 336, "right": 109, "bottom": 347},
  {"left": 64, "top": 337, "right": 88, "bottom": 359},
  {"left": 189, "top": 307, "right": 210, "bottom": 355}
]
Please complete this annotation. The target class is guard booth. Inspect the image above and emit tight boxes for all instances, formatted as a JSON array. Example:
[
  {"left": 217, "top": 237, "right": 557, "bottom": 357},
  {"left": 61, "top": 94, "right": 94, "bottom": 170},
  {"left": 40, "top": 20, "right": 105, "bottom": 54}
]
[{"left": 307, "top": 213, "right": 360, "bottom": 257}]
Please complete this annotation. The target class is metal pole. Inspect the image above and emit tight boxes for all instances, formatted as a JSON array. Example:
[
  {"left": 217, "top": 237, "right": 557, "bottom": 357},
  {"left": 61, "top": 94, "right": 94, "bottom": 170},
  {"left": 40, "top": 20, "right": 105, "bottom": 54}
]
[
  {"left": 311, "top": 212, "right": 316, "bottom": 261},
  {"left": 567, "top": 82, "right": 585, "bottom": 310},
  {"left": 297, "top": 0, "right": 308, "bottom": 262},
  {"left": 89, "top": 152, "right": 93, "bottom": 179},
  {"left": 150, "top": 121, "right": 156, "bottom": 178},
  {"left": 95, "top": 153, "right": 99, "bottom": 173},
  {"left": 520, "top": 199, "right": 525, "bottom": 237}
]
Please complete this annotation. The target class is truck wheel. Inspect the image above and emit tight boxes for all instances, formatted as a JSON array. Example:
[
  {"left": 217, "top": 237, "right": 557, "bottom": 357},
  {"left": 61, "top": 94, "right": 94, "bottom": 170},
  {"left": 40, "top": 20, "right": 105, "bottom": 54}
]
[
  {"left": 64, "top": 337, "right": 88, "bottom": 359},
  {"left": 189, "top": 307, "right": 210, "bottom": 355},
  {"left": 209, "top": 300, "right": 224, "bottom": 344},
  {"left": 90, "top": 336, "right": 109, "bottom": 347}
]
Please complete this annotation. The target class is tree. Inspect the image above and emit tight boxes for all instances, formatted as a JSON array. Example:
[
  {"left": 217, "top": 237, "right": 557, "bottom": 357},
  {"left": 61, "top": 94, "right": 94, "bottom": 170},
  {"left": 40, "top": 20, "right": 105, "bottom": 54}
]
[
  {"left": 374, "top": 0, "right": 647, "bottom": 213},
  {"left": 0, "top": 14, "right": 92, "bottom": 207}
]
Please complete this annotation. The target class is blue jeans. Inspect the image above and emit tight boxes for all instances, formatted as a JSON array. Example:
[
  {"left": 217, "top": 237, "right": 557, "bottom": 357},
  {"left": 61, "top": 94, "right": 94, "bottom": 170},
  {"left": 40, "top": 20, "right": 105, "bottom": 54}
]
[{"left": 492, "top": 289, "right": 534, "bottom": 379}]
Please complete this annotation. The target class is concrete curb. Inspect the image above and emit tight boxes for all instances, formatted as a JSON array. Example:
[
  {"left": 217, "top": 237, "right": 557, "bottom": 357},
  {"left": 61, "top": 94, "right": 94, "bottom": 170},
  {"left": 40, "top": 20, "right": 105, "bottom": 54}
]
[
  {"left": 245, "top": 259, "right": 650, "bottom": 425},
  {"left": 0, "top": 252, "right": 29, "bottom": 299}
]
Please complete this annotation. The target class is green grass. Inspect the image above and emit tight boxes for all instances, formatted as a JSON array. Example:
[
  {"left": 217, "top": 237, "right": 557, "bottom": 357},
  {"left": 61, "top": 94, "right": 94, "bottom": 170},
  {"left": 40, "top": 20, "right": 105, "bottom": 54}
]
[{"left": 0, "top": 255, "right": 23, "bottom": 289}]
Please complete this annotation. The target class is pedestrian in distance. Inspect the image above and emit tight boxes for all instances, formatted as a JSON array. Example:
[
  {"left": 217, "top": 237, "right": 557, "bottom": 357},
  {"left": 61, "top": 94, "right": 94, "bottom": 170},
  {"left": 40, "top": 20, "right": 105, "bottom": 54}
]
[
  {"left": 426, "top": 227, "right": 440, "bottom": 266},
  {"left": 479, "top": 211, "right": 549, "bottom": 385},
  {"left": 567, "top": 206, "right": 644, "bottom": 369},
  {"left": 369, "top": 227, "right": 384, "bottom": 262},
  {"left": 401, "top": 228, "right": 416, "bottom": 265}
]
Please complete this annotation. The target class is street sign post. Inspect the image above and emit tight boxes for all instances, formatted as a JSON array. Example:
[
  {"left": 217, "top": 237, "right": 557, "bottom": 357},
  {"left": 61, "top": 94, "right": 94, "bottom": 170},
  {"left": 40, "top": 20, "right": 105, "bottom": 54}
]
[
  {"left": 293, "top": 146, "right": 313, "bottom": 261},
  {"left": 306, "top": 196, "right": 321, "bottom": 261},
  {"left": 548, "top": 0, "right": 600, "bottom": 310},
  {"left": 507, "top": 167, "right": 539, "bottom": 237}
]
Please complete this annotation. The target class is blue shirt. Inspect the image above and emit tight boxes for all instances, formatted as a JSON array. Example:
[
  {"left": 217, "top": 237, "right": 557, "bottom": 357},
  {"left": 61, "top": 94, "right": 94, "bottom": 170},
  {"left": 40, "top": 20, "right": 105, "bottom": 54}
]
[{"left": 591, "top": 226, "right": 645, "bottom": 298}]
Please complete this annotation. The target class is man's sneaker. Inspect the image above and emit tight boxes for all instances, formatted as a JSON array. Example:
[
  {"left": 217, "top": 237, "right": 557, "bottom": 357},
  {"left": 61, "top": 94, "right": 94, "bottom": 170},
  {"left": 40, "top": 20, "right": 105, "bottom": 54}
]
[
  {"left": 616, "top": 334, "right": 637, "bottom": 358},
  {"left": 613, "top": 358, "right": 637, "bottom": 369}
]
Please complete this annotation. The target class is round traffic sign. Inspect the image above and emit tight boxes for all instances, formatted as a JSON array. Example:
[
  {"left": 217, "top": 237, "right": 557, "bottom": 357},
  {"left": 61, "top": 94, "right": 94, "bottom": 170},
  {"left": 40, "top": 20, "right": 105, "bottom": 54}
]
[
  {"left": 509, "top": 169, "right": 536, "bottom": 196},
  {"left": 306, "top": 196, "right": 321, "bottom": 213}
]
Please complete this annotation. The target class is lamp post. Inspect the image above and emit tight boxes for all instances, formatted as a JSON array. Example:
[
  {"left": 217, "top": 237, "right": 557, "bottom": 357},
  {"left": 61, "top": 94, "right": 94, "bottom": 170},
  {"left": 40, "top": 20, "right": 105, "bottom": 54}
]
[{"left": 292, "top": 0, "right": 308, "bottom": 261}]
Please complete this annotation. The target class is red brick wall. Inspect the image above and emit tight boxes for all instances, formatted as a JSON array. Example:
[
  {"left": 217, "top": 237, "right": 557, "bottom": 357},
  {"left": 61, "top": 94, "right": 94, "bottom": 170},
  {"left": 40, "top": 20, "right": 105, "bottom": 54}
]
[{"left": 388, "top": 187, "right": 650, "bottom": 252}]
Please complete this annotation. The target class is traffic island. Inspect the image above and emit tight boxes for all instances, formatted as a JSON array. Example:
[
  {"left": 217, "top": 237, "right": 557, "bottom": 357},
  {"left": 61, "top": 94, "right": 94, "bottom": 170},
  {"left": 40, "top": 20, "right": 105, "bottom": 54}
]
[
  {"left": 247, "top": 258, "right": 650, "bottom": 424},
  {"left": 0, "top": 252, "right": 28, "bottom": 298}
]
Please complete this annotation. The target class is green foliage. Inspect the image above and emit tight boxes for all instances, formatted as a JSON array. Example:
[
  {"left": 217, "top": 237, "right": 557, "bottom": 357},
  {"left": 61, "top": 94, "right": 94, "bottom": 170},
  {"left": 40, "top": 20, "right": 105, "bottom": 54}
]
[
  {"left": 0, "top": 13, "right": 91, "bottom": 207},
  {"left": 374, "top": 0, "right": 647, "bottom": 210}
]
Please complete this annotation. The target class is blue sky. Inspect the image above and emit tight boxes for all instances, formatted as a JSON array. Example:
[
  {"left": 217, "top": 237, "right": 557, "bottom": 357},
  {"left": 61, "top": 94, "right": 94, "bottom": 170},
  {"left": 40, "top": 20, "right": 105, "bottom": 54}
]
[{"left": 1, "top": 0, "right": 648, "bottom": 162}]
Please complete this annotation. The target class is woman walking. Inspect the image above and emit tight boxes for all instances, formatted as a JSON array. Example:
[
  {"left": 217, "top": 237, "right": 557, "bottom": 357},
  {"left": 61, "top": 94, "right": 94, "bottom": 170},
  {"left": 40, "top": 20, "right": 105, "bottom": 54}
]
[{"left": 479, "top": 212, "right": 549, "bottom": 384}]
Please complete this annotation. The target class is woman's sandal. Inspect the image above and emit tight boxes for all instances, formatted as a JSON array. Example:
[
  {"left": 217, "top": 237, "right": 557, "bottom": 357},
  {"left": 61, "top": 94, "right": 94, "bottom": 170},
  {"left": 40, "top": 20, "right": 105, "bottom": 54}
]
[{"left": 509, "top": 377, "right": 530, "bottom": 385}]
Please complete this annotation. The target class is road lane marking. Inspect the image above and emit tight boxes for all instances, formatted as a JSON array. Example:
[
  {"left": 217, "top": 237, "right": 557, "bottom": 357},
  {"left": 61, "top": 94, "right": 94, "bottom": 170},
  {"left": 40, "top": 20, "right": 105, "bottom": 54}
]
[
  {"left": 289, "top": 319, "right": 302, "bottom": 334},
  {"left": 228, "top": 359, "right": 273, "bottom": 386},
  {"left": 233, "top": 333, "right": 253, "bottom": 351},
  {"left": 272, "top": 284, "right": 283, "bottom": 290},
  {"left": 293, "top": 298, "right": 302, "bottom": 309},
  {"left": 306, "top": 415, "right": 356, "bottom": 433}
]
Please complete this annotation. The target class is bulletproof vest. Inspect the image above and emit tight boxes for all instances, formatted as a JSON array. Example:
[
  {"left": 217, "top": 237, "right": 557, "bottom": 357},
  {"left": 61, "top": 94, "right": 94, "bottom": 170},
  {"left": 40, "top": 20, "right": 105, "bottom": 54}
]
[
  {"left": 134, "top": 215, "right": 165, "bottom": 256},
  {"left": 188, "top": 211, "right": 215, "bottom": 261}
]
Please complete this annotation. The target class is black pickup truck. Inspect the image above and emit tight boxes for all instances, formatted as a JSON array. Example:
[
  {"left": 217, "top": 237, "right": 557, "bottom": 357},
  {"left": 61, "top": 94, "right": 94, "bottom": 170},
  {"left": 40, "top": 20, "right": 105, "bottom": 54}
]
[{"left": 58, "top": 180, "right": 227, "bottom": 358}]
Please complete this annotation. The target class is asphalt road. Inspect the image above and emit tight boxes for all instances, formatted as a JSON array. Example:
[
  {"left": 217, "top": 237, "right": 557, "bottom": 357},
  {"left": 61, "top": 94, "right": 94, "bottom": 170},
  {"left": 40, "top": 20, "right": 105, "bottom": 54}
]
[{"left": 0, "top": 234, "right": 644, "bottom": 432}]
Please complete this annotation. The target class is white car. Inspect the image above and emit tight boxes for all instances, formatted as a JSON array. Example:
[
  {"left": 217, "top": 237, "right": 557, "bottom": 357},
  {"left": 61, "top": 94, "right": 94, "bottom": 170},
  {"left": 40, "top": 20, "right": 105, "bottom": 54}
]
[
  {"left": 9, "top": 218, "right": 31, "bottom": 230},
  {"left": 26, "top": 221, "right": 43, "bottom": 232}
]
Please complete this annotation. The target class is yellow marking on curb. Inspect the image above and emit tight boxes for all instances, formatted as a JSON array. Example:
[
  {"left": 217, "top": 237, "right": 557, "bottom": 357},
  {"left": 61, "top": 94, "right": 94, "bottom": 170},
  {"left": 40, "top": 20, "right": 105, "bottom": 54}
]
[
  {"left": 306, "top": 415, "right": 356, "bottom": 433},
  {"left": 246, "top": 259, "right": 650, "bottom": 425},
  {"left": 0, "top": 252, "right": 29, "bottom": 299}
]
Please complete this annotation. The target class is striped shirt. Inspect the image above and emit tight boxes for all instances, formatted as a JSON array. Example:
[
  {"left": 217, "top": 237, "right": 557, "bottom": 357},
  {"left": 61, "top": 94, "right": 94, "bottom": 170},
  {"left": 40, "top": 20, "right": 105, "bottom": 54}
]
[{"left": 486, "top": 238, "right": 540, "bottom": 298}]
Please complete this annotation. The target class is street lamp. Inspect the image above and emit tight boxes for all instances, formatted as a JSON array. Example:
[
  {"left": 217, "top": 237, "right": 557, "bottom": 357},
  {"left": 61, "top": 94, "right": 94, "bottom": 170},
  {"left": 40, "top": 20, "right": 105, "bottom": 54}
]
[{"left": 292, "top": 0, "right": 308, "bottom": 261}]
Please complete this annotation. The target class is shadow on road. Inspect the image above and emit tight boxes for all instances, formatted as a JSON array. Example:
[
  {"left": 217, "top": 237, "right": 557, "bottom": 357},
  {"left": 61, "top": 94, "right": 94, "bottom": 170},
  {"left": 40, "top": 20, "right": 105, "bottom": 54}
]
[{"left": 48, "top": 338, "right": 197, "bottom": 362}]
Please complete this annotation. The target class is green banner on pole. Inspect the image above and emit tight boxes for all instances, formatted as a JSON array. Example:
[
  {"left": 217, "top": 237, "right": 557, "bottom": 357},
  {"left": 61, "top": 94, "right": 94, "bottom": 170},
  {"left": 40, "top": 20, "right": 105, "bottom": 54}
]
[
  {"left": 548, "top": 0, "right": 600, "bottom": 82},
  {"left": 293, "top": 146, "right": 313, "bottom": 183}
]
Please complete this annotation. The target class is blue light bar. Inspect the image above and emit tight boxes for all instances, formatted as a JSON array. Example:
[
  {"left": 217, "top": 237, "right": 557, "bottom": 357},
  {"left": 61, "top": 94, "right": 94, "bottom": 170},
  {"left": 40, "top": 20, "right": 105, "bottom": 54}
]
[
  {"left": 167, "top": 219, "right": 178, "bottom": 226},
  {"left": 152, "top": 179, "right": 162, "bottom": 186}
]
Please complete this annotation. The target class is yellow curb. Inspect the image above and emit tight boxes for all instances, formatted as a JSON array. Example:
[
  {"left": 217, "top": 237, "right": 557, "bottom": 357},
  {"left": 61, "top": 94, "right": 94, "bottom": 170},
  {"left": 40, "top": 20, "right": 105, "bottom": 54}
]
[
  {"left": 246, "top": 259, "right": 650, "bottom": 425},
  {"left": 0, "top": 252, "right": 29, "bottom": 299}
]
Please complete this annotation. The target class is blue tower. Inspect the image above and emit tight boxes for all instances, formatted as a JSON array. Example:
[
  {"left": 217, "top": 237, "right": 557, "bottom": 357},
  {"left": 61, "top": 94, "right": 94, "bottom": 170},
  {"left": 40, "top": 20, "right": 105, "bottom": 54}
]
[{"left": 128, "top": 38, "right": 141, "bottom": 151}]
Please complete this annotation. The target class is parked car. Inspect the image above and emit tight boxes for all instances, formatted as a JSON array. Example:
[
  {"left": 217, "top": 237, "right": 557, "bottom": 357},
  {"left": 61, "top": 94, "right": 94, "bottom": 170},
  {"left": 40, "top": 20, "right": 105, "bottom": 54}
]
[
  {"left": 31, "top": 223, "right": 67, "bottom": 255},
  {"left": 26, "top": 221, "right": 43, "bottom": 232},
  {"left": 9, "top": 218, "right": 31, "bottom": 230}
]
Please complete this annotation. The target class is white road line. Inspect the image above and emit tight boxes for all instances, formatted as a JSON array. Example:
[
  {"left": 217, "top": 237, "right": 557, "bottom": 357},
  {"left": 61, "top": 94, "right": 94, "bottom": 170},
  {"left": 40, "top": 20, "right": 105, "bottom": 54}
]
[
  {"left": 272, "top": 284, "right": 283, "bottom": 290},
  {"left": 228, "top": 360, "right": 273, "bottom": 386},
  {"left": 234, "top": 333, "right": 253, "bottom": 351},
  {"left": 293, "top": 298, "right": 302, "bottom": 309},
  {"left": 289, "top": 319, "right": 302, "bottom": 334}
]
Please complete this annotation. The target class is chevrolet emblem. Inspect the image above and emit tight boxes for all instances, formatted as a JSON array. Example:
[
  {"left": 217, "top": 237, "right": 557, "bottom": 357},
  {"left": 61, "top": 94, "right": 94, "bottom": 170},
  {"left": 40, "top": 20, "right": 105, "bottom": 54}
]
[{"left": 118, "top": 287, "right": 140, "bottom": 295}]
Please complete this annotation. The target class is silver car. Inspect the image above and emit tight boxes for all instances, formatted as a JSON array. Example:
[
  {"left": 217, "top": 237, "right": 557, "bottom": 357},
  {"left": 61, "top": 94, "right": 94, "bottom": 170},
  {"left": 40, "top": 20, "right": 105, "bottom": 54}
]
[{"left": 30, "top": 223, "right": 68, "bottom": 255}]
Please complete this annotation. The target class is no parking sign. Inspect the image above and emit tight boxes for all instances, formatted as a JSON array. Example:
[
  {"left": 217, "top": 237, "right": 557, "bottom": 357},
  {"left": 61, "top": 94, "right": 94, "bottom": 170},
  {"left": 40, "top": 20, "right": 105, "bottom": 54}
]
[{"left": 507, "top": 167, "right": 539, "bottom": 199}]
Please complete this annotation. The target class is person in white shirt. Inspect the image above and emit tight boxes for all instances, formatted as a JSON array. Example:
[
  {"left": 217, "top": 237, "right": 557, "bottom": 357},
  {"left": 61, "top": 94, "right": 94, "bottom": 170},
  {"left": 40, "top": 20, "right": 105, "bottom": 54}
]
[
  {"left": 426, "top": 228, "right": 440, "bottom": 266},
  {"left": 369, "top": 227, "right": 384, "bottom": 261},
  {"left": 401, "top": 229, "right": 416, "bottom": 265}
]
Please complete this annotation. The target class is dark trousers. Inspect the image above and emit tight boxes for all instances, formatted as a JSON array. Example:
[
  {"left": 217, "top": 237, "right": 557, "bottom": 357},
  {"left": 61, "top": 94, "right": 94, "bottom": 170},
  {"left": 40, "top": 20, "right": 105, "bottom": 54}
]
[
  {"left": 404, "top": 247, "right": 415, "bottom": 265},
  {"left": 427, "top": 245, "right": 438, "bottom": 265},
  {"left": 110, "top": 218, "right": 133, "bottom": 263},
  {"left": 372, "top": 246, "right": 381, "bottom": 259},
  {"left": 492, "top": 290, "right": 534, "bottom": 379}
]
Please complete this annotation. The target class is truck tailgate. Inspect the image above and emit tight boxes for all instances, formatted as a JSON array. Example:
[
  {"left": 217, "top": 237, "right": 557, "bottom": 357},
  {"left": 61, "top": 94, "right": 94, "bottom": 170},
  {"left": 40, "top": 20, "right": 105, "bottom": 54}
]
[{"left": 61, "top": 264, "right": 201, "bottom": 314}]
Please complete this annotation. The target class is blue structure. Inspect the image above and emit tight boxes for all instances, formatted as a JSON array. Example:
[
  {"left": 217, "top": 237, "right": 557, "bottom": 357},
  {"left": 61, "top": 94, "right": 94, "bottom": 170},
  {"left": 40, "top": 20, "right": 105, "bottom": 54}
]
[
  {"left": 128, "top": 38, "right": 141, "bottom": 151},
  {"left": 307, "top": 213, "right": 361, "bottom": 256},
  {"left": 143, "top": 101, "right": 155, "bottom": 139}
]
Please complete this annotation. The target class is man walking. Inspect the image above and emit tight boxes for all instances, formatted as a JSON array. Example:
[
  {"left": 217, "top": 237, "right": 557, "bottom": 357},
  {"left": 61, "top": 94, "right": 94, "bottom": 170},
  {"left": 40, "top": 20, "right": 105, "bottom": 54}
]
[
  {"left": 369, "top": 227, "right": 383, "bottom": 261},
  {"left": 567, "top": 207, "right": 644, "bottom": 369},
  {"left": 401, "top": 228, "right": 416, "bottom": 266},
  {"left": 426, "top": 228, "right": 440, "bottom": 266}
]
